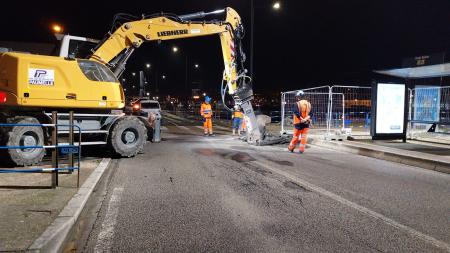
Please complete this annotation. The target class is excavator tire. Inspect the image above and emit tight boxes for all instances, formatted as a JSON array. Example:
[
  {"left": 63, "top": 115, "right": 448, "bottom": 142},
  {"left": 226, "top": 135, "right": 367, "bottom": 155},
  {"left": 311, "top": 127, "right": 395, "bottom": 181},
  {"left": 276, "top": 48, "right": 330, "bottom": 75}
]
[
  {"left": 0, "top": 117, "right": 45, "bottom": 167},
  {"left": 109, "top": 117, "right": 147, "bottom": 157}
]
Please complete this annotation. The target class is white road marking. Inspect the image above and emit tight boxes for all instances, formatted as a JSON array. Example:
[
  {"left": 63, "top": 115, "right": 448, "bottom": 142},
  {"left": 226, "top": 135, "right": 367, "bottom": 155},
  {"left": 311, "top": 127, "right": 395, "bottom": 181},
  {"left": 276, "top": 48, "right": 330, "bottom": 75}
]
[
  {"left": 94, "top": 187, "right": 124, "bottom": 253},
  {"left": 251, "top": 160, "right": 450, "bottom": 252}
]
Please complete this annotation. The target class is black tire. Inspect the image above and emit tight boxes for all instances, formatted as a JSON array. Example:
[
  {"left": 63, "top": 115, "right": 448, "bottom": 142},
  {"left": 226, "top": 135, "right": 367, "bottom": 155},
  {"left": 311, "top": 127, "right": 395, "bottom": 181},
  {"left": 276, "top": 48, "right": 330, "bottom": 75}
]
[
  {"left": 109, "top": 117, "right": 147, "bottom": 157},
  {"left": 0, "top": 117, "right": 45, "bottom": 166}
]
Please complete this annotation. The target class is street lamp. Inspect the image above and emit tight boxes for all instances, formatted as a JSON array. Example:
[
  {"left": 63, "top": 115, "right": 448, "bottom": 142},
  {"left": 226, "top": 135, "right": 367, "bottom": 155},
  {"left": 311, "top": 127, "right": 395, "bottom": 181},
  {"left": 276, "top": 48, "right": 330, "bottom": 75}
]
[
  {"left": 273, "top": 2, "right": 281, "bottom": 10},
  {"left": 51, "top": 24, "right": 63, "bottom": 33},
  {"left": 194, "top": 64, "right": 199, "bottom": 68},
  {"left": 132, "top": 72, "right": 136, "bottom": 76},
  {"left": 146, "top": 63, "right": 151, "bottom": 69},
  {"left": 172, "top": 46, "right": 179, "bottom": 53},
  {"left": 162, "top": 75, "right": 166, "bottom": 79}
]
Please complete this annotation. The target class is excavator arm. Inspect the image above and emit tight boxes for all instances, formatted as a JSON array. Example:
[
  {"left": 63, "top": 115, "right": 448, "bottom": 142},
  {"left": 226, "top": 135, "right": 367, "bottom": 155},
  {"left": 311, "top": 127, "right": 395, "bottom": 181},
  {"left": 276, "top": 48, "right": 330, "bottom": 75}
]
[{"left": 89, "top": 7, "right": 264, "bottom": 144}]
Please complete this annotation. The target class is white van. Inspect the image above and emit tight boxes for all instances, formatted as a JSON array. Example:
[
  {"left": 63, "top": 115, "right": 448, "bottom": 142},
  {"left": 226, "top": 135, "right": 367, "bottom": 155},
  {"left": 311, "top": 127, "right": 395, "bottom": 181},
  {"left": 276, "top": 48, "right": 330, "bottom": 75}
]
[{"left": 139, "top": 100, "right": 161, "bottom": 118}]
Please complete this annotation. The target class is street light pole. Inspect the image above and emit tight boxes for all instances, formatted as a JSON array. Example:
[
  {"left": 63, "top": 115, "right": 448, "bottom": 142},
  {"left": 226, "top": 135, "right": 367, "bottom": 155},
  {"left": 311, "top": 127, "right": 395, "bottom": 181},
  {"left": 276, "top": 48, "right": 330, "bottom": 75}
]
[
  {"left": 250, "top": 0, "right": 254, "bottom": 83},
  {"left": 185, "top": 55, "right": 189, "bottom": 96}
]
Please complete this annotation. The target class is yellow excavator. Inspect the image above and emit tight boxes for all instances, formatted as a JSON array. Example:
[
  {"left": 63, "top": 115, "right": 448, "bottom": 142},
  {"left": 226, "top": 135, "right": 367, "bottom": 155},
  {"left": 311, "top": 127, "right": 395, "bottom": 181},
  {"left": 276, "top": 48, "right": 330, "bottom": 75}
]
[{"left": 0, "top": 7, "right": 265, "bottom": 166}]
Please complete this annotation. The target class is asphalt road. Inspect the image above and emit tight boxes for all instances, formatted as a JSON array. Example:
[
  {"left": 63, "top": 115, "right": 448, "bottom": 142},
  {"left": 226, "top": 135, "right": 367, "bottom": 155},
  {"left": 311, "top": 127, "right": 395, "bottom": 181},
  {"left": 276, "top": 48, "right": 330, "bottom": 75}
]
[{"left": 80, "top": 113, "right": 450, "bottom": 253}]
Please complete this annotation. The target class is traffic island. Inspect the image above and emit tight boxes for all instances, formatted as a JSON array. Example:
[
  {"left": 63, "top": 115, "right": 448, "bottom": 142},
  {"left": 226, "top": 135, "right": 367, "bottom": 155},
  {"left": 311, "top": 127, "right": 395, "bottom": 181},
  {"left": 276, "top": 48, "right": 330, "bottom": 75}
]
[{"left": 0, "top": 158, "right": 109, "bottom": 252}]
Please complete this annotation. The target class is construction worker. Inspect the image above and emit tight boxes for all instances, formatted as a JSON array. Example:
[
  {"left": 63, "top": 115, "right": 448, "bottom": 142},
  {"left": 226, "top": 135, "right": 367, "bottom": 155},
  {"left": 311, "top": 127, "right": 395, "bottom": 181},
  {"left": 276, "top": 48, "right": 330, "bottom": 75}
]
[
  {"left": 232, "top": 105, "right": 244, "bottom": 136},
  {"left": 200, "top": 96, "right": 214, "bottom": 136},
  {"left": 288, "top": 93, "right": 311, "bottom": 153}
]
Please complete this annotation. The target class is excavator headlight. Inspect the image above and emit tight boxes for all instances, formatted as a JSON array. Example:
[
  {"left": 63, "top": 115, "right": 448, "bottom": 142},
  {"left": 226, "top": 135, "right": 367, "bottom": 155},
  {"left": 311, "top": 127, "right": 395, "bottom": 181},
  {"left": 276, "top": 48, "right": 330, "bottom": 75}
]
[{"left": 0, "top": 91, "right": 7, "bottom": 103}]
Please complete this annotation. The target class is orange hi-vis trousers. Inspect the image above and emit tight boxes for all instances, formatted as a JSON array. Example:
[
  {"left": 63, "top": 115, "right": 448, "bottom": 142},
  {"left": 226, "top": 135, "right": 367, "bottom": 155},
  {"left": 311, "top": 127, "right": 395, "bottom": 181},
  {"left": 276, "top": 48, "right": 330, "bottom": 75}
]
[
  {"left": 203, "top": 118, "right": 213, "bottom": 134},
  {"left": 288, "top": 128, "right": 309, "bottom": 153}
]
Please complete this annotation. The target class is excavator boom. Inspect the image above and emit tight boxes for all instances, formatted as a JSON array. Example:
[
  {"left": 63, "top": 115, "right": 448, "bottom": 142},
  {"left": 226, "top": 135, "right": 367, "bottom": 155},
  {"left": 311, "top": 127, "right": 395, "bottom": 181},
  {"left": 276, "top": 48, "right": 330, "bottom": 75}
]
[{"left": 90, "top": 7, "right": 264, "bottom": 143}]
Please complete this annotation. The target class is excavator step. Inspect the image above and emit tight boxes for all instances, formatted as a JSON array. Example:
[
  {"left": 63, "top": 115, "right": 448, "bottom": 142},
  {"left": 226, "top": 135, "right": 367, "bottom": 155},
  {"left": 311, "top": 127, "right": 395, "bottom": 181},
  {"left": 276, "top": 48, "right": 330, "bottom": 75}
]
[
  {"left": 57, "top": 130, "right": 109, "bottom": 134},
  {"left": 58, "top": 141, "right": 107, "bottom": 146}
]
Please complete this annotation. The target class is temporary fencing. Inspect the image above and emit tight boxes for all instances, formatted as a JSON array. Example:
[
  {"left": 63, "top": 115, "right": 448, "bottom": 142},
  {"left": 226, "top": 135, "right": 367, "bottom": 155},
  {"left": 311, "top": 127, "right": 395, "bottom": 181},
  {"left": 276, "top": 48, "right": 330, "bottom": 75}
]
[{"left": 281, "top": 85, "right": 372, "bottom": 138}]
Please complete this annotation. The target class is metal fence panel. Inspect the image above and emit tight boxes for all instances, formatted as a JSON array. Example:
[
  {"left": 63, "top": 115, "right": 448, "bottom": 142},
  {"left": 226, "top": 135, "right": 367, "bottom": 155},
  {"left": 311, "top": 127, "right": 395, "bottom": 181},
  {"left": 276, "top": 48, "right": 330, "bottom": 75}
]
[
  {"left": 331, "top": 86, "right": 372, "bottom": 136},
  {"left": 281, "top": 86, "right": 331, "bottom": 135},
  {"left": 281, "top": 85, "right": 372, "bottom": 137}
]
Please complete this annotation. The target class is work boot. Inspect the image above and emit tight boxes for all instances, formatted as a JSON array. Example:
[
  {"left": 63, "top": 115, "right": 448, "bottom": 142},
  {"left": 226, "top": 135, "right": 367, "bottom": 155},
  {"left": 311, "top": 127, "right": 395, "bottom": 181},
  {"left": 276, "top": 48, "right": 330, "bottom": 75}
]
[
  {"left": 204, "top": 133, "right": 208, "bottom": 136},
  {"left": 209, "top": 133, "right": 215, "bottom": 137},
  {"left": 288, "top": 146, "right": 294, "bottom": 153}
]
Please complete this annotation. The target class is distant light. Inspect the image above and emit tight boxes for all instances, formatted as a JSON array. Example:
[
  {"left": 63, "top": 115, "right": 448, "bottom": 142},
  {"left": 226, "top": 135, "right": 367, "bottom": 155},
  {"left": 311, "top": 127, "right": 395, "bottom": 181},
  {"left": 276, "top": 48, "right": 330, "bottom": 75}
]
[
  {"left": 273, "top": 2, "right": 281, "bottom": 10},
  {"left": 146, "top": 63, "right": 151, "bottom": 68},
  {"left": 124, "top": 88, "right": 127, "bottom": 91},
  {"left": 162, "top": 75, "right": 166, "bottom": 79},
  {"left": 132, "top": 85, "right": 136, "bottom": 88},
  {"left": 52, "top": 24, "right": 63, "bottom": 33},
  {"left": 194, "top": 64, "right": 199, "bottom": 68},
  {"left": 172, "top": 46, "right": 179, "bottom": 53},
  {"left": 171, "top": 101, "right": 174, "bottom": 104},
  {"left": 146, "top": 92, "right": 150, "bottom": 96},
  {"left": 133, "top": 104, "right": 140, "bottom": 110},
  {"left": 203, "top": 93, "right": 206, "bottom": 96},
  {"left": 132, "top": 72, "right": 136, "bottom": 76},
  {"left": 193, "top": 95, "right": 200, "bottom": 99},
  {"left": 122, "top": 78, "right": 126, "bottom": 82}
]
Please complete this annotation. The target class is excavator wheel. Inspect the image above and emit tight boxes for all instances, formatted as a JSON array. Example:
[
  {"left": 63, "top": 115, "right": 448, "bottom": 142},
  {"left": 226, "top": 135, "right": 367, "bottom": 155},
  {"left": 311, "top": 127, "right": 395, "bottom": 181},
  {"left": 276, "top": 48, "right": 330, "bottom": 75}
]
[
  {"left": 109, "top": 117, "right": 147, "bottom": 157},
  {"left": 0, "top": 117, "right": 45, "bottom": 166}
]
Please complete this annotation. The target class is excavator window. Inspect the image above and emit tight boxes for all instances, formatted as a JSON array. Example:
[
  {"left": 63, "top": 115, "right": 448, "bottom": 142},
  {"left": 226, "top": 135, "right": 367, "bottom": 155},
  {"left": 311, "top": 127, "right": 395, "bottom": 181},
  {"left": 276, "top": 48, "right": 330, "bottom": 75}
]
[
  {"left": 68, "top": 40, "right": 97, "bottom": 59},
  {"left": 77, "top": 60, "right": 118, "bottom": 83}
]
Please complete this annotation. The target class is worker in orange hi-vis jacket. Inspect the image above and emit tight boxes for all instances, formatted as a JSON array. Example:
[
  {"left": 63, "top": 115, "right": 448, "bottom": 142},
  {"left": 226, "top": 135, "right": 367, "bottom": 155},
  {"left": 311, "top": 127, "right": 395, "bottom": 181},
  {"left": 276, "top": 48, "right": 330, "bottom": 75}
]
[
  {"left": 232, "top": 105, "right": 244, "bottom": 136},
  {"left": 200, "top": 96, "right": 214, "bottom": 136},
  {"left": 288, "top": 94, "right": 312, "bottom": 153}
]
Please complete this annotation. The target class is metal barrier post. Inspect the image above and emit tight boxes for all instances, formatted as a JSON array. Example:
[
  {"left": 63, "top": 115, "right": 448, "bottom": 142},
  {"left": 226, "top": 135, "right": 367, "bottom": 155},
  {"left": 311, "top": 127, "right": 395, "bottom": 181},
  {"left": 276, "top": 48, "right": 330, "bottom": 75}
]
[
  {"left": 280, "top": 92, "right": 285, "bottom": 134},
  {"left": 327, "top": 86, "right": 333, "bottom": 139},
  {"left": 153, "top": 114, "right": 162, "bottom": 143},
  {"left": 342, "top": 93, "right": 346, "bottom": 129},
  {"left": 51, "top": 111, "right": 58, "bottom": 188},
  {"left": 68, "top": 111, "right": 74, "bottom": 174},
  {"left": 408, "top": 88, "right": 413, "bottom": 139}
]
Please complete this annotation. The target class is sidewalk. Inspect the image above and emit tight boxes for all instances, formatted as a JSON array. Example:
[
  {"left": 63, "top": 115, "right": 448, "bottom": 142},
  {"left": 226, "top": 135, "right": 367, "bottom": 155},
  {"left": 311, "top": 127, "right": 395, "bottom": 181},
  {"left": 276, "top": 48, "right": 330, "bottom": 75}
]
[
  {"left": 313, "top": 138, "right": 450, "bottom": 174},
  {"left": 0, "top": 159, "right": 102, "bottom": 252}
]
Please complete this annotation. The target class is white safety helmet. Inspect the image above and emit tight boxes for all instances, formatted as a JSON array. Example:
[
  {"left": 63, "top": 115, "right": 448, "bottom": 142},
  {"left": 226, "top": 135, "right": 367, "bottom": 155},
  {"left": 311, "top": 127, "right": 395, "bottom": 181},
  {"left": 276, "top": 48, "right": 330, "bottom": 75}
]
[
  {"left": 234, "top": 105, "right": 240, "bottom": 110},
  {"left": 296, "top": 90, "right": 305, "bottom": 96}
]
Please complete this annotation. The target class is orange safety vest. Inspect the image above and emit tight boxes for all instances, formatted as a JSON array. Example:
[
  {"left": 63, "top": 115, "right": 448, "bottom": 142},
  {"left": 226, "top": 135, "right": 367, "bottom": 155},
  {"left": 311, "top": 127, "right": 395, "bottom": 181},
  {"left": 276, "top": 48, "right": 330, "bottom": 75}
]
[
  {"left": 201, "top": 103, "right": 212, "bottom": 118},
  {"left": 293, "top": 100, "right": 311, "bottom": 124},
  {"left": 233, "top": 111, "right": 244, "bottom": 118}
]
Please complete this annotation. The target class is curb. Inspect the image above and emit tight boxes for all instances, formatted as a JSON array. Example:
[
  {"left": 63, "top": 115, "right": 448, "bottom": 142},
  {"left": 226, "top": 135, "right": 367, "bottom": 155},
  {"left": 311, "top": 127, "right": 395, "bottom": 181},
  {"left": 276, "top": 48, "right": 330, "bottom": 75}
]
[
  {"left": 313, "top": 140, "right": 450, "bottom": 174},
  {"left": 28, "top": 158, "right": 112, "bottom": 253}
]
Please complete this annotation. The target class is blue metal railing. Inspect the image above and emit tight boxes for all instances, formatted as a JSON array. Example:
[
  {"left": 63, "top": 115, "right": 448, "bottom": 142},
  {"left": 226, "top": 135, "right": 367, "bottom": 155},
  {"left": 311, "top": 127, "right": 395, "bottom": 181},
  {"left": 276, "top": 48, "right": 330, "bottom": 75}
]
[{"left": 0, "top": 123, "right": 82, "bottom": 187}]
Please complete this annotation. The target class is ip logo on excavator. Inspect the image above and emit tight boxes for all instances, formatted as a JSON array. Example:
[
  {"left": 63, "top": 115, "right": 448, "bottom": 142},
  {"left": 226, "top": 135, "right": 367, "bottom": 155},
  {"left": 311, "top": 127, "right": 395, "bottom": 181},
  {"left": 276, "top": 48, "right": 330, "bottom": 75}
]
[{"left": 28, "top": 68, "right": 55, "bottom": 86}]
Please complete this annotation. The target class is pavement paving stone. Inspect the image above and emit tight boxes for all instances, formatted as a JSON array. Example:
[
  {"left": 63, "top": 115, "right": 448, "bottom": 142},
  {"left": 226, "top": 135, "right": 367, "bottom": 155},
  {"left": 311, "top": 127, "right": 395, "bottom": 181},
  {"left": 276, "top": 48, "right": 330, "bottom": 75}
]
[{"left": 0, "top": 158, "right": 101, "bottom": 251}]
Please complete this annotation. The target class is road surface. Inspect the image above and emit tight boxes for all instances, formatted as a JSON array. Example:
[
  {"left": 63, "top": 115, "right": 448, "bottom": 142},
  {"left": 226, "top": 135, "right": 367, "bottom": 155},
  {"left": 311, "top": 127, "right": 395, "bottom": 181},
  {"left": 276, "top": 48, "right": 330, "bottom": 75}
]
[{"left": 79, "top": 112, "right": 450, "bottom": 253}]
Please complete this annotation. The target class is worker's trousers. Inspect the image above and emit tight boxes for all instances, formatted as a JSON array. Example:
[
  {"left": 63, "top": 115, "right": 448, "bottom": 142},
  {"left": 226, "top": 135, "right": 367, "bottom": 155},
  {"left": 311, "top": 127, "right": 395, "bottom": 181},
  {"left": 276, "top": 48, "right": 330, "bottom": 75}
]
[
  {"left": 203, "top": 117, "right": 213, "bottom": 134},
  {"left": 288, "top": 128, "right": 309, "bottom": 153}
]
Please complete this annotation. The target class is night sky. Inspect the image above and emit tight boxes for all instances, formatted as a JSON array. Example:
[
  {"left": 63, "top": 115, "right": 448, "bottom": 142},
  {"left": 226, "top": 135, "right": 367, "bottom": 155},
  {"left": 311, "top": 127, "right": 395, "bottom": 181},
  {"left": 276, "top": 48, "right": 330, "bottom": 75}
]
[{"left": 2, "top": 0, "right": 450, "bottom": 96}]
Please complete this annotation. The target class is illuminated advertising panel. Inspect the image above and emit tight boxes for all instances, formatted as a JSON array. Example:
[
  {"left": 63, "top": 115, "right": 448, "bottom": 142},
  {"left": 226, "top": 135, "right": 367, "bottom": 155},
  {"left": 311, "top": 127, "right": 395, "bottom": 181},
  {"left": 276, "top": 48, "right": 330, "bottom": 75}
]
[{"left": 375, "top": 83, "right": 406, "bottom": 134}]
